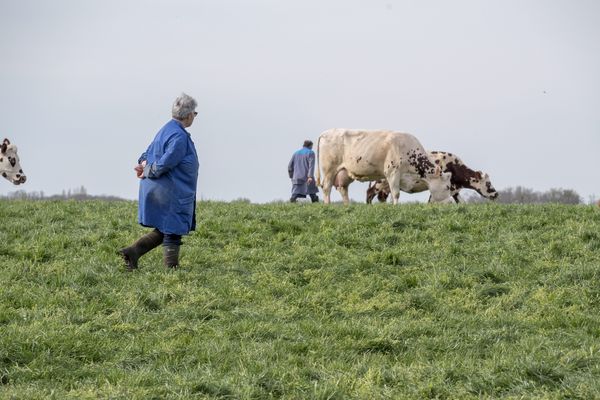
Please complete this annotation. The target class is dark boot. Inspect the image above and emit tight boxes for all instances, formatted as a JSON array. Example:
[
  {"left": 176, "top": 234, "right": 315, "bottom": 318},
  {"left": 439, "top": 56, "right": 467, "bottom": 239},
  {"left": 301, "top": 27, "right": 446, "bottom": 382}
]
[
  {"left": 163, "top": 245, "right": 180, "bottom": 269},
  {"left": 310, "top": 194, "right": 319, "bottom": 203},
  {"left": 118, "top": 229, "right": 164, "bottom": 271}
]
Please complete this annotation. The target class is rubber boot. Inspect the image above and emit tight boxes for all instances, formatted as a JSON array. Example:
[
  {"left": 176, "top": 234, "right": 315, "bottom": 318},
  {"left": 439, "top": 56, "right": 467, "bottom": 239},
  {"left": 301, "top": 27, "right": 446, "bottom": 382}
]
[
  {"left": 163, "top": 245, "right": 180, "bottom": 269},
  {"left": 118, "top": 229, "right": 164, "bottom": 271}
]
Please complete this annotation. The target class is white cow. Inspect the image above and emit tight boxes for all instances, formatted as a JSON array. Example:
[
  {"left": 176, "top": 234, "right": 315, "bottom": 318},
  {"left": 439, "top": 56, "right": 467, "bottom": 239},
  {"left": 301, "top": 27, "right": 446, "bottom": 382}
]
[
  {"left": 0, "top": 139, "right": 26, "bottom": 185},
  {"left": 316, "top": 129, "right": 453, "bottom": 205}
]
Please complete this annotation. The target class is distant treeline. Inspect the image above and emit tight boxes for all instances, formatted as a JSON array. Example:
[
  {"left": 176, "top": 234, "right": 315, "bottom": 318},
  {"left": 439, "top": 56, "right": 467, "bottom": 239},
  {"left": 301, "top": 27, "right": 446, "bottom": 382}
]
[
  {"left": 464, "top": 186, "right": 593, "bottom": 205},
  {"left": 1, "top": 185, "right": 596, "bottom": 205},
  {"left": 0, "top": 186, "right": 127, "bottom": 202}
]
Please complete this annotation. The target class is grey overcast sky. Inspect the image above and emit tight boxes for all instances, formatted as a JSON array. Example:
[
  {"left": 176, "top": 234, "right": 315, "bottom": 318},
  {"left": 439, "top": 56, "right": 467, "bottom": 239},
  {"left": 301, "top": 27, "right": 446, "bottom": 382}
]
[{"left": 1, "top": 0, "right": 599, "bottom": 203}]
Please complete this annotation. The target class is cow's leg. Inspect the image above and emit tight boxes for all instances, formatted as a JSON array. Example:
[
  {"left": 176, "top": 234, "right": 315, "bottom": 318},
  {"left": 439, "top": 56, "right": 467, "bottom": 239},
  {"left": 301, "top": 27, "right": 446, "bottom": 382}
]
[
  {"left": 386, "top": 172, "right": 401, "bottom": 205},
  {"left": 366, "top": 182, "right": 376, "bottom": 204},
  {"left": 390, "top": 188, "right": 400, "bottom": 205},
  {"left": 453, "top": 192, "right": 464, "bottom": 203},
  {"left": 323, "top": 185, "right": 332, "bottom": 204},
  {"left": 322, "top": 175, "right": 334, "bottom": 204},
  {"left": 339, "top": 185, "right": 350, "bottom": 205}
]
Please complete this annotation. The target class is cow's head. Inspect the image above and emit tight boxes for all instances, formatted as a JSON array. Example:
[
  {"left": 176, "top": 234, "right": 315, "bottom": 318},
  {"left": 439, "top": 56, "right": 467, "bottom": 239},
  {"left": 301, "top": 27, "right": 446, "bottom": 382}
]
[
  {"left": 1, "top": 139, "right": 26, "bottom": 185},
  {"left": 366, "top": 180, "right": 390, "bottom": 204},
  {"left": 426, "top": 168, "right": 453, "bottom": 203},
  {"left": 470, "top": 171, "right": 498, "bottom": 200}
]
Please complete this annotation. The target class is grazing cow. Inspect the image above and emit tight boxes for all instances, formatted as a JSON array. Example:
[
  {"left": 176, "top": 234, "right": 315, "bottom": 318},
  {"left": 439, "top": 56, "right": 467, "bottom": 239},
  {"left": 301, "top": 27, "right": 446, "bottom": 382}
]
[
  {"left": 366, "top": 180, "right": 391, "bottom": 204},
  {"left": 0, "top": 139, "right": 26, "bottom": 185},
  {"left": 316, "top": 129, "right": 453, "bottom": 205},
  {"left": 366, "top": 151, "right": 497, "bottom": 204}
]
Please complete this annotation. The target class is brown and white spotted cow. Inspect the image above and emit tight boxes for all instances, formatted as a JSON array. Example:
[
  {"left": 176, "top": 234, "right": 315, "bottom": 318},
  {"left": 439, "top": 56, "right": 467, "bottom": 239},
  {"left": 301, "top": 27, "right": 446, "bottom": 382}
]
[
  {"left": 0, "top": 139, "right": 26, "bottom": 185},
  {"left": 366, "top": 180, "right": 392, "bottom": 204},
  {"left": 366, "top": 151, "right": 497, "bottom": 203},
  {"left": 316, "top": 129, "right": 453, "bottom": 205}
]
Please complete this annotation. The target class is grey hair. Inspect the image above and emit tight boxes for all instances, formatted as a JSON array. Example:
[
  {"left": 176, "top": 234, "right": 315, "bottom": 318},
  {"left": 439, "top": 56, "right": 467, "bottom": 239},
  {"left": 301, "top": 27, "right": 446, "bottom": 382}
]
[{"left": 172, "top": 93, "right": 198, "bottom": 120}]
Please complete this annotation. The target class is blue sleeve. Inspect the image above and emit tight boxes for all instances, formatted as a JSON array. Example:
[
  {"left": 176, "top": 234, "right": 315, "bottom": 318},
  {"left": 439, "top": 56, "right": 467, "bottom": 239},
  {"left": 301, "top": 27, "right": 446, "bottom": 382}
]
[
  {"left": 144, "top": 133, "right": 187, "bottom": 179},
  {"left": 138, "top": 144, "right": 151, "bottom": 164},
  {"left": 138, "top": 152, "right": 148, "bottom": 164},
  {"left": 288, "top": 156, "right": 294, "bottom": 178}
]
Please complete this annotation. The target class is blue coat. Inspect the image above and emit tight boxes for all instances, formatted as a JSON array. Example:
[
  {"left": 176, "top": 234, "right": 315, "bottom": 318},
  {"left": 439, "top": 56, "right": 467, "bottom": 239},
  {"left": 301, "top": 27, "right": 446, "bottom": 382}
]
[
  {"left": 288, "top": 147, "right": 318, "bottom": 195},
  {"left": 138, "top": 119, "right": 199, "bottom": 235}
]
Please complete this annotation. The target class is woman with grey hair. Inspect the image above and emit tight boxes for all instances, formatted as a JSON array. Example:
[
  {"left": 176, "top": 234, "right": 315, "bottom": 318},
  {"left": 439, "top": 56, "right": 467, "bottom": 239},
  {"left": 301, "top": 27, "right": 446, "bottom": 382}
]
[{"left": 119, "top": 93, "right": 200, "bottom": 270}]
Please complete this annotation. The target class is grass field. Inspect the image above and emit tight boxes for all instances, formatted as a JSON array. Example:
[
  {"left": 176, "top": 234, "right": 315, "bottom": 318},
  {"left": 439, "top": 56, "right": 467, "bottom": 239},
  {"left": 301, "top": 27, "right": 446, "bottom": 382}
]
[{"left": 1, "top": 200, "right": 600, "bottom": 399}]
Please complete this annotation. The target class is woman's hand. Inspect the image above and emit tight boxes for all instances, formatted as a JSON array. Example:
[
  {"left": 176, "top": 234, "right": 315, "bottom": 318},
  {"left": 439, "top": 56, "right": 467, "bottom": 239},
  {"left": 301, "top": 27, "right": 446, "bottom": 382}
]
[{"left": 135, "top": 160, "right": 147, "bottom": 179}]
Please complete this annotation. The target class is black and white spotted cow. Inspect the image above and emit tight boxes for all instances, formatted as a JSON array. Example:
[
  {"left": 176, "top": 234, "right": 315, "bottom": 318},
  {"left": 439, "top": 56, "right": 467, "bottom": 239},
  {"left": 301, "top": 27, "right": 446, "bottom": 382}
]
[
  {"left": 1, "top": 139, "right": 26, "bottom": 185},
  {"left": 366, "top": 151, "right": 497, "bottom": 203}
]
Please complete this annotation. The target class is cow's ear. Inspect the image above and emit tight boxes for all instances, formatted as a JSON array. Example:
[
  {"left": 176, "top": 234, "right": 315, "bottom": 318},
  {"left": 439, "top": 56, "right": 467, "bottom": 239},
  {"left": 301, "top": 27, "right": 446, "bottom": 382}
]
[
  {"left": 1, "top": 141, "right": 7, "bottom": 154},
  {"left": 3, "top": 138, "right": 10, "bottom": 145}
]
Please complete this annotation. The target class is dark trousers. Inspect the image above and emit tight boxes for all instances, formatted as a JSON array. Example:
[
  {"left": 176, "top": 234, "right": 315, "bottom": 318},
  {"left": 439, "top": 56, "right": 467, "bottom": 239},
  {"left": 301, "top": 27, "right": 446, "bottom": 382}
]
[
  {"left": 290, "top": 194, "right": 319, "bottom": 203},
  {"left": 149, "top": 228, "right": 182, "bottom": 246}
]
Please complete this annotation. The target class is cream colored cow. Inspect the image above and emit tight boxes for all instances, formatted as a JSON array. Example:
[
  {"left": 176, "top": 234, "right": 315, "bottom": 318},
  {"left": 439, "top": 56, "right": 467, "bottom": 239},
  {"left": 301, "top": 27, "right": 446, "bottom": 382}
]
[
  {"left": 316, "top": 129, "right": 452, "bottom": 205},
  {"left": 0, "top": 139, "right": 26, "bottom": 185}
]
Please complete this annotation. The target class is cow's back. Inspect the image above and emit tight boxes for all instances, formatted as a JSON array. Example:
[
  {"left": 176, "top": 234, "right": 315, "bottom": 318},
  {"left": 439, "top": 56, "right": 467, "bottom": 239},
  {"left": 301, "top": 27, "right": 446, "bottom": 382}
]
[
  {"left": 429, "top": 151, "right": 464, "bottom": 168},
  {"left": 319, "top": 129, "right": 424, "bottom": 181}
]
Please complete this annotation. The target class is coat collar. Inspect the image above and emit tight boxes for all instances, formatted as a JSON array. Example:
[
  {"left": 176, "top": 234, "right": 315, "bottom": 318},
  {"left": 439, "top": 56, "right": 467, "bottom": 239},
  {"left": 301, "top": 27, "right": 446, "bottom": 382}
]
[{"left": 172, "top": 119, "right": 191, "bottom": 136}]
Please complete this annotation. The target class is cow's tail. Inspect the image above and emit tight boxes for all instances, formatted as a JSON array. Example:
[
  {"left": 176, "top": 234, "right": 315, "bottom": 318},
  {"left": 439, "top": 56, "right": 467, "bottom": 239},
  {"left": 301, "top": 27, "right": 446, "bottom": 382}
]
[{"left": 316, "top": 135, "right": 322, "bottom": 188}]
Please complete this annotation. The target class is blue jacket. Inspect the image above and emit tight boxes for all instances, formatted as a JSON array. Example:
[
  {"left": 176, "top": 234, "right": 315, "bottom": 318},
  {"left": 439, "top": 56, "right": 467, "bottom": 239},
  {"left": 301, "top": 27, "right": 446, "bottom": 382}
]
[
  {"left": 138, "top": 119, "right": 199, "bottom": 235},
  {"left": 288, "top": 147, "right": 315, "bottom": 184}
]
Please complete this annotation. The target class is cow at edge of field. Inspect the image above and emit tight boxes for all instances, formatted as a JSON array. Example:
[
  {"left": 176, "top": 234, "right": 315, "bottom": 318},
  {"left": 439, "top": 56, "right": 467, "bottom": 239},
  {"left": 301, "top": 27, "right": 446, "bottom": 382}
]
[
  {"left": 0, "top": 138, "right": 26, "bottom": 185},
  {"left": 366, "top": 151, "right": 498, "bottom": 204},
  {"left": 316, "top": 129, "right": 453, "bottom": 205}
]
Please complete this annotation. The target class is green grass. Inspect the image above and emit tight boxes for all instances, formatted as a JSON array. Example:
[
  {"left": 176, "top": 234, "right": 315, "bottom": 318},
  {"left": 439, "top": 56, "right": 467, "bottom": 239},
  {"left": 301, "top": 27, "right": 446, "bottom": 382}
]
[{"left": 1, "top": 200, "right": 600, "bottom": 399}]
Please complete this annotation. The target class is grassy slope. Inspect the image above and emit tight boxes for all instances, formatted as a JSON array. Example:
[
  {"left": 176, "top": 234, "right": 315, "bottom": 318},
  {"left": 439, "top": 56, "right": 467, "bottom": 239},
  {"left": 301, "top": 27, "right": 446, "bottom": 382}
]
[{"left": 1, "top": 200, "right": 600, "bottom": 399}]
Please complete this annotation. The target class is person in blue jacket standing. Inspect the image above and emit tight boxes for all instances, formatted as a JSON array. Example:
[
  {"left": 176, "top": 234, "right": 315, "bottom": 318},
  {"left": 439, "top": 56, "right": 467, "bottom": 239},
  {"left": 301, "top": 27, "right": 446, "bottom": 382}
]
[
  {"left": 119, "top": 93, "right": 199, "bottom": 270},
  {"left": 288, "top": 140, "right": 319, "bottom": 203}
]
